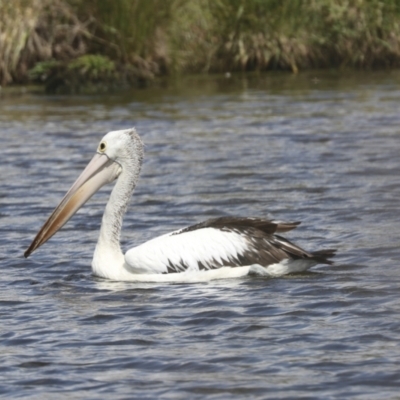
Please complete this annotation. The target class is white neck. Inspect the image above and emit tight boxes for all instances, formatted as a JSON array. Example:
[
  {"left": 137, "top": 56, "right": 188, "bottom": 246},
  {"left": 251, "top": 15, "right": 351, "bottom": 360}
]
[{"left": 92, "top": 166, "right": 138, "bottom": 280}]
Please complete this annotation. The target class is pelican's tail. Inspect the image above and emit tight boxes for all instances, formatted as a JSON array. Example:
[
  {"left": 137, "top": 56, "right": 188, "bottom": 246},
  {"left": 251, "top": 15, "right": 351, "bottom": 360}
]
[{"left": 310, "top": 249, "right": 337, "bottom": 265}]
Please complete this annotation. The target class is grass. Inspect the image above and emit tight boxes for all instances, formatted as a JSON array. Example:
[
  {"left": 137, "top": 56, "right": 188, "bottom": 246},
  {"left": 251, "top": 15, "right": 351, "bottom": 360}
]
[
  {"left": 0, "top": 0, "right": 44, "bottom": 85},
  {"left": 205, "top": 0, "right": 400, "bottom": 72},
  {"left": 2, "top": 0, "right": 400, "bottom": 91}
]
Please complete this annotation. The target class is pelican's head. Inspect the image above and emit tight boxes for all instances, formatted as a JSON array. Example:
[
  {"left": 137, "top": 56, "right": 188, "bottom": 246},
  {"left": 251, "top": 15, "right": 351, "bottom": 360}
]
[
  {"left": 24, "top": 128, "right": 143, "bottom": 258},
  {"left": 96, "top": 128, "right": 144, "bottom": 169}
]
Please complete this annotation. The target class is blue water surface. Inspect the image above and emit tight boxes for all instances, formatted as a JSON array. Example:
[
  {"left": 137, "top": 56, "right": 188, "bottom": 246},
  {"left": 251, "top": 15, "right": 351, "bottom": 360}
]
[{"left": 1, "top": 71, "right": 400, "bottom": 399}]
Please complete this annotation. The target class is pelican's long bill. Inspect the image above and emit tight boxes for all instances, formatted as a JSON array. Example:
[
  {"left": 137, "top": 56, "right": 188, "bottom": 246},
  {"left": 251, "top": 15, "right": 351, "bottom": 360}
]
[{"left": 24, "top": 153, "right": 121, "bottom": 258}]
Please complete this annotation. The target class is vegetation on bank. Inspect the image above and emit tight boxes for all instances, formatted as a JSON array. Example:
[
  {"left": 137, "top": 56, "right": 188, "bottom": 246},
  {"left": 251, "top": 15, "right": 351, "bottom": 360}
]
[{"left": 2, "top": 0, "right": 400, "bottom": 92}]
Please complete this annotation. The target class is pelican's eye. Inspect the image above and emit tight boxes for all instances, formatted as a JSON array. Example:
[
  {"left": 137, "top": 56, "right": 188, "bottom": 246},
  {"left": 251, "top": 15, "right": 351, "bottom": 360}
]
[{"left": 99, "top": 141, "right": 107, "bottom": 152}]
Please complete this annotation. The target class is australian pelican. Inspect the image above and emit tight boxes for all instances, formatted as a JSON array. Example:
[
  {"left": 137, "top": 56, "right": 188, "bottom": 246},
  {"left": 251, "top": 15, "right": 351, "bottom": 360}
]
[{"left": 25, "top": 128, "right": 335, "bottom": 282}]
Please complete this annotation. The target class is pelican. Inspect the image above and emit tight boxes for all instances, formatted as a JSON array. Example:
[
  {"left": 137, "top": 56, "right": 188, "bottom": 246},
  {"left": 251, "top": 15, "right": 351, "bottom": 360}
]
[{"left": 25, "top": 128, "right": 335, "bottom": 282}]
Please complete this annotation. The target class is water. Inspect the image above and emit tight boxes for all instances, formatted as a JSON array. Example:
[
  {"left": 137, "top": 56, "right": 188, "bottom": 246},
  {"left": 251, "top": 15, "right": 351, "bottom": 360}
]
[{"left": 1, "top": 71, "right": 400, "bottom": 398}]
